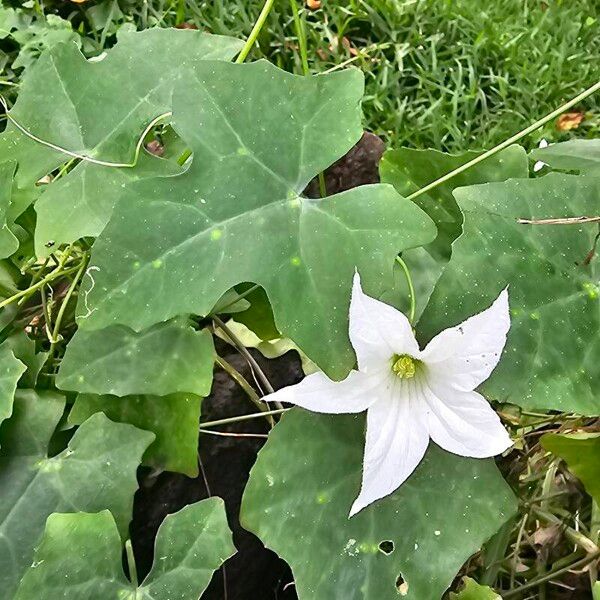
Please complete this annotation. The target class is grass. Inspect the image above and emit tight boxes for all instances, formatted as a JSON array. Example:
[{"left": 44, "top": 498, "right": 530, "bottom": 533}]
[{"left": 6, "top": 0, "right": 597, "bottom": 151}]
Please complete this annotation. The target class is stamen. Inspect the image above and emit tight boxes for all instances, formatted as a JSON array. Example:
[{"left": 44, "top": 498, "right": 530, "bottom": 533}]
[{"left": 392, "top": 354, "right": 417, "bottom": 378}]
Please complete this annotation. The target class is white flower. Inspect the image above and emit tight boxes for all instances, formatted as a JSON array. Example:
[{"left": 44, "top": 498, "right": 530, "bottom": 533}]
[{"left": 263, "top": 272, "right": 513, "bottom": 517}]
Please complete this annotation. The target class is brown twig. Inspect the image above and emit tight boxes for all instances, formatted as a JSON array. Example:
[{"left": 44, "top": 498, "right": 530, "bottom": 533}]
[{"left": 517, "top": 216, "right": 600, "bottom": 225}]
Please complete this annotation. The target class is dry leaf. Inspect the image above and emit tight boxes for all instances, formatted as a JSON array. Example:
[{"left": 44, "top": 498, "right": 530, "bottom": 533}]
[{"left": 556, "top": 112, "right": 585, "bottom": 131}]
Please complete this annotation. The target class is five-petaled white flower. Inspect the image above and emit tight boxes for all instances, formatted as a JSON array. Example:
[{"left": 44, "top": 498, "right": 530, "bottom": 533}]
[{"left": 263, "top": 272, "right": 513, "bottom": 517}]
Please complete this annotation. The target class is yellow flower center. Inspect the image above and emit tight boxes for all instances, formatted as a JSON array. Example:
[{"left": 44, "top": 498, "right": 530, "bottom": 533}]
[{"left": 391, "top": 354, "right": 417, "bottom": 378}]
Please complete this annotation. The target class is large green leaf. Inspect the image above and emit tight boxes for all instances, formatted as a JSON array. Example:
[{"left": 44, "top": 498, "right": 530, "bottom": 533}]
[
  {"left": 69, "top": 392, "right": 202, "bottom": 476},
  {"left": 541, "top": 432, "right": 600, "bottom": 503},
  {"left": 1, "top": 29, "right": 241, "bottom": 254},
  {"left": 419, "top": 173, "right": 600, "bottom": 414},
  {"left": 0, "top": 343, "right": 25, "bottom": 427},
  {"left": 15, "top": 499, "right": 235, "bottom": 600},
  {"left": 35, "top": 151, "right": 183, "bottom": 256},
  {"left": 241, "top": 410, "right": 516, "bottom": 600},
  {"left": 76, "top": 61, "right": 436, "bottom": 378},
  {"left": 0, "top": 161, "right": 19, "bottom": 258},
  {"left": 379, "top": 146, "right": 527, "bottom": 318},
  {"left": 530, "top": 139, "right": 600, "bottom": 174},
  {"left": 56, "top": 320, "right": 214, "bottom": 397},
  {"left": 0, "top": 390, "right": 154, "bottom": 597}
]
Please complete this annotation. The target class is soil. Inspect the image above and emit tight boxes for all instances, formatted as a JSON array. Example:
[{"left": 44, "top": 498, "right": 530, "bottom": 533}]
[{"left": 129, "top": 131, "right": 385, "bottom": 599}]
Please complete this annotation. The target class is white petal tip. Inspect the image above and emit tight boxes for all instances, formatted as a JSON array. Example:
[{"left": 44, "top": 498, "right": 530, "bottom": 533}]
[{"left": 348, "top": 500, "right": 366, "bottom": 518}]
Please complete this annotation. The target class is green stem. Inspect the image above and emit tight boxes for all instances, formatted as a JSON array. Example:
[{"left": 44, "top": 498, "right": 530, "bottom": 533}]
[
  {"left": 235, "top": 0, "right": 276, "bottom": 64},
  {"left": 125, "top": 540, "right": 138, "bottom": 587},
  {"left": 215, "top": 355, "right": 275, "bottom": 426},
  {"left": 395, "top": 256, "right": 416, "bottom": 324},
  {"left": 213, "top": 314, "right": 276, "bottom": 396},
  {"left": 503, "top": 551, "right": 600, "bottom": 598},
  {"left": 408, "top": 79, "right": 600, "bottom": 201},
  {"left": 47, "top": 254, "right": 89, "bottom": 361},
  {"left": 0, "top": 250, "right": 77, "bottom": 311},
  {"left": 40, "top": 284, "right": 53, "bottom": 342},
  {"left": 200, "top": 407, "right": 290, "bottom": 429},
  {"left": 289, "top": 0, "right": 309, "bottom": 75}
]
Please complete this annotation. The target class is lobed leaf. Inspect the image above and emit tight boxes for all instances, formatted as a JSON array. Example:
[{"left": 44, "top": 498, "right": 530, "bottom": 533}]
[
  {"left": 0, "top": 29, "right": 242, "bottom": 255},
  {"left": 57, "top": 320, "right": 214, "bottom": 397},
  {"left": 77, "top": 61, "right": 436, "bottom": 378},
  {"left": 0, "top": 391, "right": 154, "bottom": 597},
  {"left": 69, "top": 392, "right": 202, "bottom": 476},
  {"left": 419, "top": 173, "right": 600, "bottom": 414},
  {"left": 241, "top": 410, "right": 516, "bottom": 600},
  {"left": 15, "top": 498, "right": 236, "bottom": 600}
]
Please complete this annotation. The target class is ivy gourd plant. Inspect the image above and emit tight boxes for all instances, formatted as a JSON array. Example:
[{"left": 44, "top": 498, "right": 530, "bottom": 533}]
[{"left": 0, "top": 19, "right": 599, "bottom": 600}]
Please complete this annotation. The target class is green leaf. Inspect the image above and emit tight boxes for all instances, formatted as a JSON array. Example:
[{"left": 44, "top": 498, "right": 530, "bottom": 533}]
[
  {"left": 3, "top": 330, "right": 47, "bottom": 388},
  {"left": 530, "top": 139, "right": 600, "bottom": 174},
  {"left": 15, "top": 499, "right": 236, "bottom": 600},
  {"left": 241, "top": 410, "right": 516, "bottom": 600},
  {"left": 0, "top": 342, "right": 25, "bottom": 427},
  {"left": 77, "top": 61, "right": 436, "bottom": 378},
  {"left": 419, "top": 173, "right": 600, "bottom": 414},
  {"left": 35, "top": 151, "right": 183, "bottom": 256},
  {"left": 0, "top": 161, "right": 19, "bottom": 258},
  {"left": 2, "top": 29, "right": 242, "bottom": 253},
  {"left": 69, "top": 392, "right": 202, "bottom": 476},
  {"left": 541, "top": 432, "right": 600, "bottom": 503},
  {"left": 57, "top": 320, "right": 214, "bottom": 397},
  {"left": 380, "top": 145, "right": 528, "bottom": 259},
  {"left": 233, "top": 286, "right": 280, "bottom": 340},
  {"left": 380, "top": 146, "right": 528, "bottom": 319},
  {"left": 449, "top": 577, "right": 502, "bottom": 600},
  {"left": 141, "top": 497, "right": 236, "bottom": 598},
  {"left": 0, "top": 391, "right": 154, "bottom": 597}
]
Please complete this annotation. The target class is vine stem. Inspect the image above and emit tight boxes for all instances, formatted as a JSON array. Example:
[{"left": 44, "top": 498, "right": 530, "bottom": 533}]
[
  {"left": 0, "top": 95, "right": 171, "bottom": 168},
  {"left": 47, "top": 253, "right": 90, "bottom": 362},
  {"left": 235, "top": 0, "right": 276, "bottom": 64},
  {"left": 408, "top": 79, "right": 600, "bottom": 201},
  {"left": 0, "top": 250, "right": 78, "bottom": 311},
  {"left": 503, "top": 550, "right": 600, "bottom": 598},
  {"left": 200, "top": 407, "right": 290, "bottom": 429},
  {"left": 531, "top": 506, "right": 599, "bottom": 554},
  {"left": 395, "top": 256, "right": 416, "bottom": 324},
  {"left": 212, "top": 314, "right": 276, "bottom": 396},
  {"left": 289, "top": 0, "right": 309, "bottom": 75},
  {"left": 215, "top": 355, "right": 275, "bottom": 426}
]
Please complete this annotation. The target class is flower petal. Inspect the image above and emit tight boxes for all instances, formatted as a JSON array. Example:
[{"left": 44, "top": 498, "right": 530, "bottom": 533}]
[
  {"left": 421, "top": 288, "right": 510, "bottom": 392},
  {"left": 421, "top": 379, "right": 513, "bottom": 458},
  {"left": 349, "top": 377, "right": 429, "bottom": 516},
  {"left": 263, "top": 370, "right": 381, "bottom": 414},
  {"left": 349, "top": 271, "right": 420, "bottom": 373}
]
